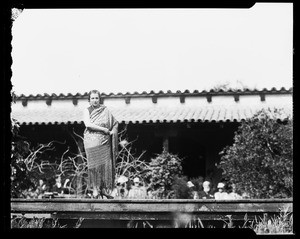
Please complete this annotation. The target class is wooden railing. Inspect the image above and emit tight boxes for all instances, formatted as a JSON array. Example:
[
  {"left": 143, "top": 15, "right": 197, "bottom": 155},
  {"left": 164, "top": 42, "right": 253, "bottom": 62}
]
[{"left": 11, "top": 198, "right": 292, "bottom": 221}]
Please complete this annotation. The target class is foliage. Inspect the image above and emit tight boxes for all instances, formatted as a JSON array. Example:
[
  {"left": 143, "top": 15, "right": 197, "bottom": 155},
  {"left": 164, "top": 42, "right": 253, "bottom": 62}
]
[
  {"left": 171, "top": 176, "right": 191, "bottom": 199},
  {"left": 11, "top": 216, "right": 84, "bottom": 228},
  {"left": 218, "top": 108, "right": 293, "bottom": 199},
  {"left": 126, "top": 208, "right": 293, "bottom": 232},
  {"left": 11, "top": 118, "right": 35, "bottom": 197},
  {"left": 11, "top": 123, "right": 149, "bottom": 198},
  {"left": 251, "top": 207, "right": 293, "bottom": 234},
  {"left": 212, "top": 80, "right": 253, "bottom": 92},
  {"left": 11, "top": 118, "right": 81, "bottom": 198},
  {"left": 220, "top": 207, "right": 293, "bottom": 234},
  {"left": 171, "top": 176, "right": 205, "bottom": 199},
  {"left": 144, "top": 150, "right": 184, "bottom": 198},
  {"left": 190, "top": 176, "right": 204, "bottom": 192},
  {"left": 115, "top": 127, "right": 149, "bottom": 182}
]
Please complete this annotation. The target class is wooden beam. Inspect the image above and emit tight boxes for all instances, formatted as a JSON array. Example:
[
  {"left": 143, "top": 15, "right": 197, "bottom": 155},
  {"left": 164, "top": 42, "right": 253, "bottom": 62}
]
[
  {"left": 22, "top": 99, "right": 28, "bottom": 107},
  {"left": 125, "top": 97, "right": 131, "bottom": 104},
  {"left": 233, "top": 94, "right": 240, "bottom": 102},
  {"left": 206, "top": 95, "right": 212, "bottom": 103},
  {"left": 180, "top": 96, "right": 185, "bottom": 103},
  {"left": 260, "top": 93, "right": 266, "bottom": 101},
  {"left": 10, "top": 212, "right": 278, "bottom": 221},
  {"left": 11, "top": 199, "right": 292, "bottom": 221},
  {"left": 46, "top": 98, "right": 52, "bottom": 106},
  {"left": 72, "top": 98, "right": 78, "bottom": 106},
  {"left": 152, "top": 96, "right": 158, "bottom": 103}
]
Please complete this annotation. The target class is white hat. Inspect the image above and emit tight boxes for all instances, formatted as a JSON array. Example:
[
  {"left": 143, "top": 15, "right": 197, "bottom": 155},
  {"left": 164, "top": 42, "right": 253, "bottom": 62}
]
[
  {"left": 133, "top": 177, "right": 140, "bottom": 183},
  {"left": 217, "top": 182, "right": 225, "bottom": 188},
  {"left": 187, "top": 181, "right": 194, "bottom": 188},
  {"left": 117, "top": 175, "right": 128, "bottom": 184}
]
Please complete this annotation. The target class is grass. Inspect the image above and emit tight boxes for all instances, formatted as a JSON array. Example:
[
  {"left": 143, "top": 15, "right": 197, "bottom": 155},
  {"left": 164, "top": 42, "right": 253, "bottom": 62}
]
[
  {"left": 250, "top": 207, "right": 293, "bottom": 234},
  {"left": 11, "top": 216, "right": 84, "bottom": 228}
]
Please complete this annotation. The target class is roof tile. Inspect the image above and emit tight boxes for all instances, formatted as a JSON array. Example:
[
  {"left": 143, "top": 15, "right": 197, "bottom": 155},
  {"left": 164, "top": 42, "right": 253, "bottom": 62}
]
[{"left": 11, "top": 88, "right": 292, "bottom": 125}]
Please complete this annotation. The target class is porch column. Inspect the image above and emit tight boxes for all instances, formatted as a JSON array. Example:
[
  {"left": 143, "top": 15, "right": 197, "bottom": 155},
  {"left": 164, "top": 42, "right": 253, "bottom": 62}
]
[
  {"left": 155, "top": 127, "right": 177, "bottom": 153},
  {"left": 163, "top": 136, "right": 169, "bottom": 152}
]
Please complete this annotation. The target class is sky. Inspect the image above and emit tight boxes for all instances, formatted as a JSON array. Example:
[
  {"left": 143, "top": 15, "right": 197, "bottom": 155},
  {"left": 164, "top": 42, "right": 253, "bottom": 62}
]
[{"left": 11, "top": 3, "right": 293, "bottom": 96}]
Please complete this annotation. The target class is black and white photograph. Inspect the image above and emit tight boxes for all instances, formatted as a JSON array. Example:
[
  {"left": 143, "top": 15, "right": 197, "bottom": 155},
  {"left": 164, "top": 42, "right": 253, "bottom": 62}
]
[{"left": 9, "top": 3, "right": 293, "bottom": 232}]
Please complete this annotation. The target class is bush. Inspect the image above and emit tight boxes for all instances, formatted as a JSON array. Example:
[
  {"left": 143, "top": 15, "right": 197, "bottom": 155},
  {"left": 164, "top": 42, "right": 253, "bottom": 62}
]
[
  {"left": 218, "top": 108, "right": 293, "bottom": 198},
  {"left": 172, "top": 176, "right": 191, "bottom": 199},
  {"left": 11, "top": 118, "right": 35, "bottom": 198},
  {"left": 144, "top": 151, "right": 184, "bottom": 198}
]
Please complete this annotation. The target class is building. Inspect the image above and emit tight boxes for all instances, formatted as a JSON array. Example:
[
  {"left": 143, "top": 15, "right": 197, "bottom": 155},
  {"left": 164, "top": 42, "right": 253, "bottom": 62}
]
[{"left": 11, "top": 87, "right": 292, "bottom": 187}]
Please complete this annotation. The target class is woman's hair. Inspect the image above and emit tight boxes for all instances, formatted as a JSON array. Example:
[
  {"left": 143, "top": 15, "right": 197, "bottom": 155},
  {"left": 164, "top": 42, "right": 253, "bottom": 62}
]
[{"left": 88, "top": 90, "right": 101, "bottom": 102}]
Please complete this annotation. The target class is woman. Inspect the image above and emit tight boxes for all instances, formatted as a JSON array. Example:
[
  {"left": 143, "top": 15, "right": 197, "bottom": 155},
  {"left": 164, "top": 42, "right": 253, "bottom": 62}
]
[
  {"left": 214, "top": 182, "right": 229, "bottom": 200},
  {"left": 198, "top": 180, "right": 214, "bottom": 199},
  {"left": 83, "top": 90, "right": 118, "bottom": 199}
]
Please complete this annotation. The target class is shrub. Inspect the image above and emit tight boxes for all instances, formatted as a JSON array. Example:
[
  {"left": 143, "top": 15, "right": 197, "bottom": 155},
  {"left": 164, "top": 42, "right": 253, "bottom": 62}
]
[
  {"left": 172, "top": 176, "right": 191, "bottom": 199},
  {"left": 11, "top": 118, "right": 35, "bottom": 198},
  {"left": 144, "top": 151, "right": 184, "bottom": 198},
  {"left": 218, "top": 108, "right": 293, "bottom": 198}
]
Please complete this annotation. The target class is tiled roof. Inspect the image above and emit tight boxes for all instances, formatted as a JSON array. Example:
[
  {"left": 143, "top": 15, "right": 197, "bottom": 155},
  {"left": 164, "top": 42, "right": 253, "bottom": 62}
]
[
  {"left": 112, "top": 106, "right": 292, "bottom": 124},
  {"left": 11, "top": 105, "right": 292, "bottom": 125},
  {"left": 14, "top": 87, "right": 292, "bottom": 100},
  {"left": 13, "top": 107, "right": 292, "bottom": 124},
  {"left": 11, "top": 88, "right": 293, "bottom": 125}
]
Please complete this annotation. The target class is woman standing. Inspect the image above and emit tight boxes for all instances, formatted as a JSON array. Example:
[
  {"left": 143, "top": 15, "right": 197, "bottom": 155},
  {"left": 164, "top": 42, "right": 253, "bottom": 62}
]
[{"left": 83, "top": 90, "right": 118, "bottom": 199}]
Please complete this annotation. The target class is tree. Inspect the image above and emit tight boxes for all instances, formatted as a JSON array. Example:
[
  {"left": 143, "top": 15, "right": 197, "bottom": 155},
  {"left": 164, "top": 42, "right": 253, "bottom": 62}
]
[
  {"left": 144, "top": 150, "right": 184, "bottom": 198},
  {"left": 218, "top": 108, "right": 293, "bottom": 199}
]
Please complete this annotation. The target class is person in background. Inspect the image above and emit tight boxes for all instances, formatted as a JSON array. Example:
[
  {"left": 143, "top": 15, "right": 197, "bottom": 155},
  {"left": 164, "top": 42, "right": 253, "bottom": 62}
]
[
  {"left": 128, "top": 177, "right": 147, "bottom": 199},
  {"left": 187, "top": 181, "right": 199, "bottom": 199},
  {"left": 146, "top": 187, "right": 155, "bottom": 199},
  {"left": 110, "top": 175, "right": 129, "bottom": 199},
  {"left": 198, "top": 181, "right": 214, "bottom": 199},
  {"left": 52, "top": 175, "right": 69, "bottom": 195},
  {"left": 228, "top": 183, "right": 242, "bottom": 199},
  {"left": 214, "top": 182, "right": 230, "bottom": 200}
]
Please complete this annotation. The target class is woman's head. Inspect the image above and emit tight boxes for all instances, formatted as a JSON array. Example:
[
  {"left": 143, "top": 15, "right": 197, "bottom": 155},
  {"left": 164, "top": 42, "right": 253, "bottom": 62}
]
[
  {"left": 217, "top": 182, "right": 225, "bottom": 192},
  {"left": 203, "top": 181, "right": 211, "bottom": 192},
  {"left": 88, "top": 90, "right": 101, "bottom": 106},
  {"left": 133, "top": 177, "right": 141, "bottom": 186}
]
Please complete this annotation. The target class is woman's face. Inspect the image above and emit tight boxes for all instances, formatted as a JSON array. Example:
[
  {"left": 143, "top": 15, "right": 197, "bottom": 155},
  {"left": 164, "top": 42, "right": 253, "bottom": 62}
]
[{"left": 90, "top": 93, "right": 100, "bottom": 107}]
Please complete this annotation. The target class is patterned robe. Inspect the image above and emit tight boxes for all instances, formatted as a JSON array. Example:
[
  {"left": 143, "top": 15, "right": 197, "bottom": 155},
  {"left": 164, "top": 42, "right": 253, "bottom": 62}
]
[{"left": 83, "top": 105, "right": 118, "bottom": 191}]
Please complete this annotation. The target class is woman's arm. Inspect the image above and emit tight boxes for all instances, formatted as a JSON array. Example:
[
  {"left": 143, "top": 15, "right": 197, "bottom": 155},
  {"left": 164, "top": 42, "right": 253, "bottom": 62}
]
[
  {"left": 109, "top": 121, "right": 118, "bottom": 135},
  {"left": 107, "top": 110, "right": 118, "bottom": 135},
  {"left": 83, "top": 108, "right": 110, "bottom": 134}
]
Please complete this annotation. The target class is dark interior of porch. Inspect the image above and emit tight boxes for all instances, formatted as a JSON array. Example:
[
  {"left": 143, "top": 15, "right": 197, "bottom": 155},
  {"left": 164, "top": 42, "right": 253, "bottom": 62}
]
[{"left": 19, "top": 121, "right": 239, "bottom": 184}]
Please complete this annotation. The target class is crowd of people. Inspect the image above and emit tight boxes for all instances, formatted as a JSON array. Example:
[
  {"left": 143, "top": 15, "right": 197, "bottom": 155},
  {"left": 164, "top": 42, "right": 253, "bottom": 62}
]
[
  {"left": 187, "top": 180, "right": 245, "bottom": 200},
  {"left": 21, "top": 175, "right": 74, "bottom": 199},
  {"left": 99, "top": 176, "right": 148, "bottom": 199},
  {"left": 21, "top": 174, "right": 247, "bottom": 200}
]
